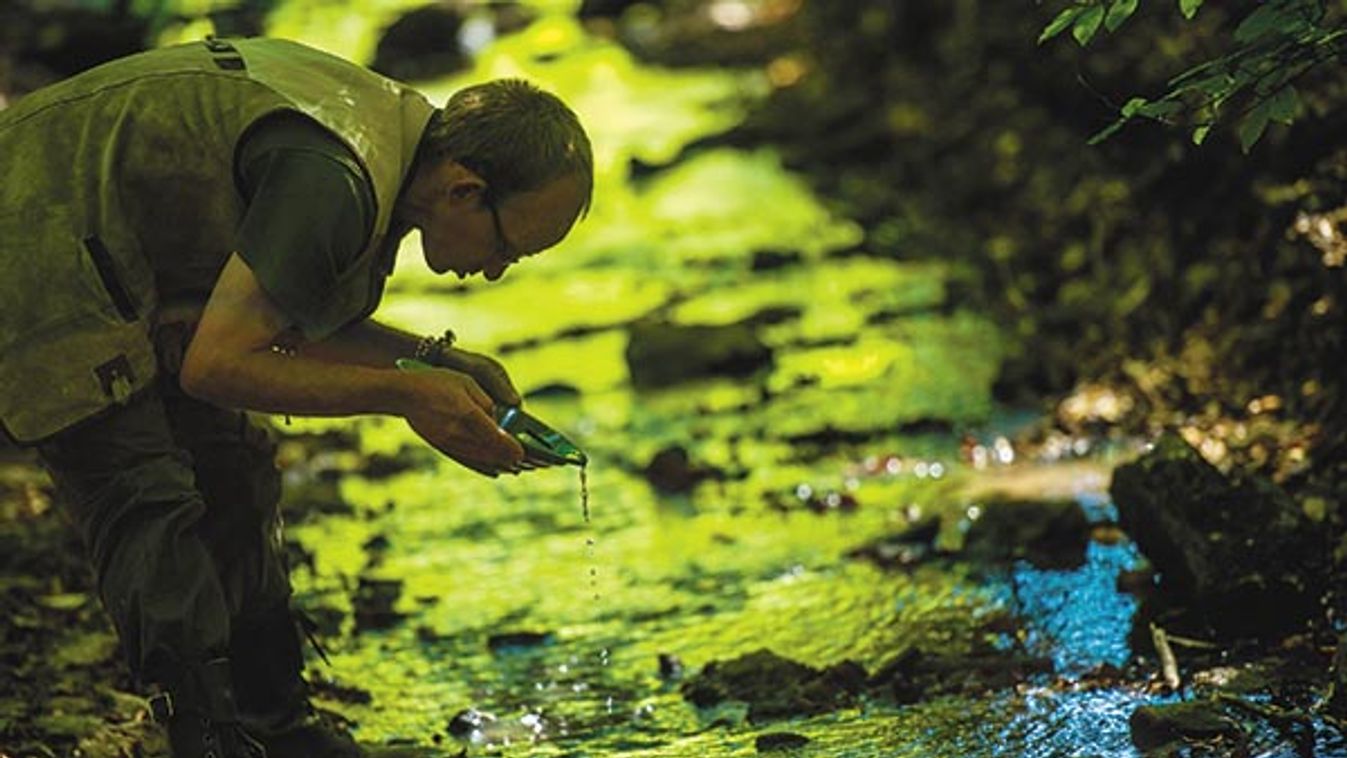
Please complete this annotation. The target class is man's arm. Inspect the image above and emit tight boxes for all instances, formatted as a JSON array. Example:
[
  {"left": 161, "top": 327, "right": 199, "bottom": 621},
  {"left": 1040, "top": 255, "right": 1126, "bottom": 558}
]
[
  {"left": 297, "top": 320, "right": 522, "bottom": 407},
  {"left": 181, "top": 253, "right": 523, "bottom": 473}
]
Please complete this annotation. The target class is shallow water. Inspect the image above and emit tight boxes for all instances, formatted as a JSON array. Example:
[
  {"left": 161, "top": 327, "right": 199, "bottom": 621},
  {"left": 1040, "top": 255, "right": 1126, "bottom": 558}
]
[{"left": 236, "top": 5, "right": 1165, "bottom": 755}]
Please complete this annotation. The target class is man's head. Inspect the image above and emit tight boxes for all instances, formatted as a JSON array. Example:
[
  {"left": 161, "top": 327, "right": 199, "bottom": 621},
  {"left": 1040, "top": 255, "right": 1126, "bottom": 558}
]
[{"left": 407, "top": 79, "right": 593, "bottom": 281}]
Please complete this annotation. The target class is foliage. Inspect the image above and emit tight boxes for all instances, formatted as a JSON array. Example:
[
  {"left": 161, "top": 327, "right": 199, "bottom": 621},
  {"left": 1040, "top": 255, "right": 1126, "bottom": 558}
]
[{"left": 1040, "top": 0, "right": 1347, "bottom": 151}]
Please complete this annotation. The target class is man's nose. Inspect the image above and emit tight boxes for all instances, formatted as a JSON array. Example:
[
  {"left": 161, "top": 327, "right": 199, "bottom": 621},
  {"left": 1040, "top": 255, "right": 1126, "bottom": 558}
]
[{"left": 484, "top": 261, "right": 508, "bottom": 281}]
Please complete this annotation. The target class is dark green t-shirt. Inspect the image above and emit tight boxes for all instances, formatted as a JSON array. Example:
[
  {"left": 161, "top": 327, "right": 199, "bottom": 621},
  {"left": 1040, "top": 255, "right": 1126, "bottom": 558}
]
[{"left": 233, "top": 112, "right": 377, "bottom": 339}]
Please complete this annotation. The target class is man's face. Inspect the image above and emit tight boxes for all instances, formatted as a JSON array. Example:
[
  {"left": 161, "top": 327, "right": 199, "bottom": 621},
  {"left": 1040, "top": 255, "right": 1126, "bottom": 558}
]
[{"left": 421, "top": 170, "right": 587, "bottom": 282}]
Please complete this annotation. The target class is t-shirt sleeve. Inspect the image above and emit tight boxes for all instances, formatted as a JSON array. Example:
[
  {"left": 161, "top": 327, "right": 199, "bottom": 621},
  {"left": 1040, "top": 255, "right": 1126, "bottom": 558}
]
[{"left": 234, "top": 114, "right": 376, "bottom": 341}]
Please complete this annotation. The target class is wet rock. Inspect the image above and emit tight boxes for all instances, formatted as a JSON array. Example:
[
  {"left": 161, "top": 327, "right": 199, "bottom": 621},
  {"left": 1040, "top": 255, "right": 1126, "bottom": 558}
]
[
  {"left": 309, "top": 675, "right": 372, "bottom": 705},
  {"left": 487, "top": 631, "right": 554, "bottom": 654},
  {"left": 352, "top": 576, "right": 404, "bottom": 632},
  {"left": 755, "top": 732, "right": 810, "bottom": 752},
  {"left": 643, "top": 445, "right": 724, "bottom": 494},
  {"left": 743, "top": 305, "right": 803, "bottom": 328},
  {"left": 1129, "top": 700, "right": 1243, "bottom": 752},
  {"left": 750, "top": 249, "right": 803, "bottom": 271},
  {"left": 868, "top": 648, "right": 1054, "bottom": 704},
  {"left": 1111, "top": 432, "right": 1328, "bottom": 639},
  {"left": 371, "top": 5, "right": 470, "bottom": 82},
  {"left": 447, "top": 707, "right": 497, "bottom": 738},
  {"left": 847, "top": 515, "right": 941, "bottom": 569},
  {"left": 658, "top": 653, "right": 684, "bottom": 681},
  {"left": 625, "top": 320, "right": 773, "bottom": 389},
  {"left": 962, "top": 496, "right": 1090, "bottom": 570},
  {"left": 681, "top": 648, "right": 865, "bottom": 722},
  {"left": 362, "top": 446, "right": 432, "bottom": 479},
  {"left": 523, "top": 382, "right": 582, "bottom": 401}
]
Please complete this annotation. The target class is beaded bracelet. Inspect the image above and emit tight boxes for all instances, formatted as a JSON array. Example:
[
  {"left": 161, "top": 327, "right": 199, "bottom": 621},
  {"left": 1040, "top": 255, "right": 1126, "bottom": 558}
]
[{"left": 413, "top": 329, "right": 457, "bottom": 363}]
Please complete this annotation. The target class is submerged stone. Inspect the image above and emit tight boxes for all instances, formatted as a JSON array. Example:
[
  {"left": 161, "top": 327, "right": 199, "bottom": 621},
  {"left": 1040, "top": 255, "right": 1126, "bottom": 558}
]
[
  {"left": 487, "top": 631, "right": 555, "bottom": 654},
  {"left": 962, "top": 496, "right": 1090, "bottom": 570},
  {"left": 847, "top": 515, "right": 941, "bottom": 569},
  {"left": 868, "top": 648, "right": 1054, "bottom": 703},
  {"left": 1110, "top": 432, "right": 1328, "bottom": 639},
  {"left": 681, "top": 648, "right": 865, "bottom": 722},
  {"left": 352, "top": 576, "right": 405, "bottom": 632},
  {"left": 658, "top": 652, "right": 684, "bottom": 681},
  {"left": 750, "top": 249, "right": 803, "bottom": 271},
  {"left": 643, "top": 445, "right": 723, "bottom": 494},
  {"left": 755, "top": 731, "right": 811, "bottom": 752},
  {"left": 625, "top": 320, "right": 773, "bottom": 389}
]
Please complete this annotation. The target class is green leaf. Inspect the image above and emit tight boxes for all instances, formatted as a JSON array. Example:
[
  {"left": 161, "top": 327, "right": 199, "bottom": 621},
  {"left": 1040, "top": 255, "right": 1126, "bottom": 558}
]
[
  {"left": 1040, "top": 5, "right": 1085, "bottom": 44},
  {"left": 1138, "top": 100, "right": 1183, "bottom": 120},
  {"left": 1267, "top": 85, "right": 1300, "bottom": 125},
  {"left": 1192, "top": 125, "right": 1211, "bottom": 145},
  {"left": 1180, "top": 0, "right": 1203, "bottom": 20},
  {"left": 1106, "top": 0, "right": 1140, "bottom": 32},
  {"left": 1238, "top": 99, "right": 1273, "bottom": 152},
  {"left": 1121, "top": 97, "right": 1149, "bottom": 117},
  {"left": 1234, "top": 3, "right": 1292, "bottom": 43},
  {"left": 1073, "top": 5, "right": 1107, "bottom": 46}
]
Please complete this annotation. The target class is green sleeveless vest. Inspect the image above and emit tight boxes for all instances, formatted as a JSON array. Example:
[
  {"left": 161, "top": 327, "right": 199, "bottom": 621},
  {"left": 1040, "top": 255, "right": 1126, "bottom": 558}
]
[{"left": 0, "top": 38, "right": 435, "bottom": 442}]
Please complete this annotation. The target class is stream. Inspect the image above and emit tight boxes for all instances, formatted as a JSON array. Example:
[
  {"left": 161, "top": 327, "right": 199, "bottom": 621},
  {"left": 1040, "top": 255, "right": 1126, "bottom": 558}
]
[{"left": 198, "top": 5, "right": 1229, "bottom": 756}]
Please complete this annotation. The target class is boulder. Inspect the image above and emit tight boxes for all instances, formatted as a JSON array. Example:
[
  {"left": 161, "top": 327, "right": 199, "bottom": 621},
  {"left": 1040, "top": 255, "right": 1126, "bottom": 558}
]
[
  {"left": 962, "top": 496, "right": 1090, "bottom": 570},
  {"left": 1129, "top": 700, "right": 1243, "bottom": 752},
  {"left": 625, "top": 320, "right": 772, "bottom": 389},
  {"left": 1110, "top": 432, "right": 1328, "bottom": 639}
]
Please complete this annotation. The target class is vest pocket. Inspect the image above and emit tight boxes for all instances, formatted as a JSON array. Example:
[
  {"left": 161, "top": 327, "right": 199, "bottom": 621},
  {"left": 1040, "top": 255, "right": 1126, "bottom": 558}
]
[{"left": 82, "top": 235, "right": 139, "bottom": 322}]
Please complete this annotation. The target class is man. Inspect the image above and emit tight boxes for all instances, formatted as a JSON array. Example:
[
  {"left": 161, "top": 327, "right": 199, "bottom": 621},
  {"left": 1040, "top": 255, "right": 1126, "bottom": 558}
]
[{"left": 0, "top": 37, "right": 593, "bottom": 757}]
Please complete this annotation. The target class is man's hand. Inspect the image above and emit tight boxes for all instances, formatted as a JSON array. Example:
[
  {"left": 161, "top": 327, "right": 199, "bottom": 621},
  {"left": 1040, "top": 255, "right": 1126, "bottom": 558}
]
[
  {"left": 398, "top": 365, "right": 525, "bottom": 477},
  {"left": 435, "top": 347, "right": 522, "bottom": 408}
]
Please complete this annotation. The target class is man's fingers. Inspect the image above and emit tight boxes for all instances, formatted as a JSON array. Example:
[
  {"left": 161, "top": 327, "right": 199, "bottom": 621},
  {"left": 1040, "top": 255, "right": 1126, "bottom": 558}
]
[
  {"left": 484, "top": 367, "right": 521, "bottom": 407},
  {"left": 461, "top": 407, "right": 525, "bottom": 464},
  {"left": 455, "top": 456, "right": 499, "bottom": 478},
  {"left": 458, "top": 375, "right": 495, "bottom": 414}
]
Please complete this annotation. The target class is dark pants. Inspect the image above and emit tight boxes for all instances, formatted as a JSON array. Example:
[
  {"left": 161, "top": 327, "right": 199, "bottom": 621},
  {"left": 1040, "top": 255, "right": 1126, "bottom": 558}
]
[{"left": 36, "top": 328, "right": 290, "bottom": 689}]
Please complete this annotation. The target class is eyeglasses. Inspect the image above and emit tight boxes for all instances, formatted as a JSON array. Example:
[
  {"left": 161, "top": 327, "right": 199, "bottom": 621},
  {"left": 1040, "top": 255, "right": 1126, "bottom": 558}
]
[{"left": 482, "top": 190, "right": 519, "bottom": 264}]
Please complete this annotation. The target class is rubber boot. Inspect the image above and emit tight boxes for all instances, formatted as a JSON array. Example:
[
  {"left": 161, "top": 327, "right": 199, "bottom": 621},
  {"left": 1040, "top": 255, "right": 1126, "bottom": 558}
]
[
  {"left": 231, "top": 605, "right": 363, "bottom": 758},
  {"left": 150, "top": 658, "right": 268, "bottom": 758}
]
